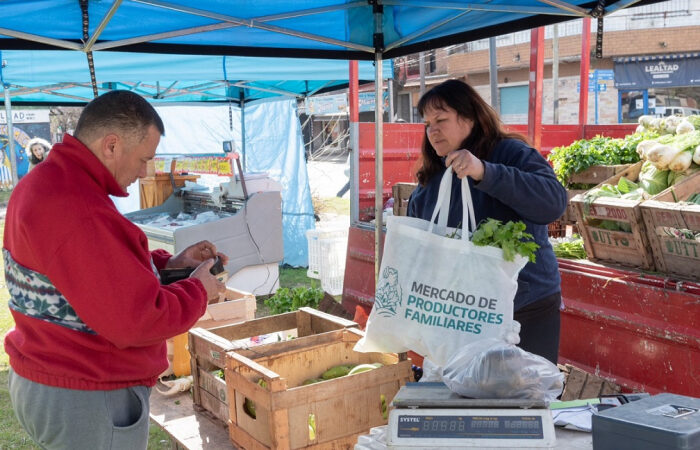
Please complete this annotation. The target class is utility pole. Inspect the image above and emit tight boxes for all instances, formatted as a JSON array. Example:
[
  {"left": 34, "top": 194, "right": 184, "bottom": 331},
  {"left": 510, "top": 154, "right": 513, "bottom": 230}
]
[
  {"left": 488, "top": 37, "right": 499, "bottom": 111},
  {"left": 553, "top": 24, "right": 560, "bottom": 124}
]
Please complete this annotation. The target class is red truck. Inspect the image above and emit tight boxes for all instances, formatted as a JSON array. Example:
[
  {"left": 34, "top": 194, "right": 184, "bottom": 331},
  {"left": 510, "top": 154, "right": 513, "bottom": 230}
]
[{"left": 344, "top": 121, "right": 700, "bottom": 397}]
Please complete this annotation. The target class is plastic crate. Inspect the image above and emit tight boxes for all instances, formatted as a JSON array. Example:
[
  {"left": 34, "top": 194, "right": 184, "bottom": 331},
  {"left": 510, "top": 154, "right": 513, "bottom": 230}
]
[
  {"left": 305, "top": 228, "right": 347, "bottom": 279},
  {"left": 319, "top": 234, "right": 348, "bottom": 295}
]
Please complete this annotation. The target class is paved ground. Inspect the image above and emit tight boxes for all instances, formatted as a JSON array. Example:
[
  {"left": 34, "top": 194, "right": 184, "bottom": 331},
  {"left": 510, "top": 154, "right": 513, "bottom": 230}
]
[
  {"left": 306, "top": 151, "right": 351, "bottom": 230},
  {"left": 306, "top": 147, "right": 350, "bottom": 199}
]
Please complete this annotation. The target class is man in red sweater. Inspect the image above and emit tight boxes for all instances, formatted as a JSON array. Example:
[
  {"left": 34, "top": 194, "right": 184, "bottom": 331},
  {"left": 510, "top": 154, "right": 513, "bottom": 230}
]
[{"left": 4, "top": 90, "right": 227, "bottom": 449}]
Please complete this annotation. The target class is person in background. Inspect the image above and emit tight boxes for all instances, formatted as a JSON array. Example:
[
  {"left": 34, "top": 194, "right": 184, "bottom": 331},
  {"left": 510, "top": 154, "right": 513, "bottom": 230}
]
[
  {"left": 407, "top": 79, "right": 567, "bottom": 364},
  {"left": 0, "top": 143, "right": 12, "bottom": 190},
  {"left": 4, "top": 90, "right": 227, "bottom": 449},
  {"left": 25, "top": 137, "right": 51, "bottom": 171}
]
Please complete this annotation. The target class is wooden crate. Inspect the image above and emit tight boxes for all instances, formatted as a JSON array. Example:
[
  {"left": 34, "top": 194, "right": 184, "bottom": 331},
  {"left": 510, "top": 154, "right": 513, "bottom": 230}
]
[
  {"left": 570, "top": 161, "right": 655, "bottom": 270},
  {"left": 167, "top": 287, "right": 256, "bottom": 377},
  {"left": 197, "top": 286, "right": 257, "bottom": 329},
  {"left": 562, "top": 189, "right": 586, "bottom": 225},
  {"left": 562, "top": 165, "right": 633, "bottom": 226},
  {"left": 188, "top": 308, "right": 357, "bottom": 424},
  {"left": 568, "top": 164, "right": 632, "bottom": 185},
  {"left": 640, "top": 171, "right": 700, "bottom": 280},
  {"left": 558, "top": 364, "right": 622, "bottom": 401},
  {"left": 225, "top": 328, "right": 413, "bottom": 449},
  {"left": 139, "top": 173, "right": 200, "bottom": 209},
  {"left": 392, "top": 182, "right": 417, "bottom": 217}
]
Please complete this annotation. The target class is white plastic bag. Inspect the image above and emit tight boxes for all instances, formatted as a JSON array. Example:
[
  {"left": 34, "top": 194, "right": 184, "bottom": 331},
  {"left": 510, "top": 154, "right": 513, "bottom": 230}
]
[
  {"left": 441, "top": 338, "right": 564, "bottom": 403},
  {"left": 354, "top": 168, "right": 528, "bottom": 366}
]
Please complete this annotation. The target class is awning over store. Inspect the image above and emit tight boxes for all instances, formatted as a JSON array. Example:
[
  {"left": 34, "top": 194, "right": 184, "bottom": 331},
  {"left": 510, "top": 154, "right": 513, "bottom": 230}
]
[{"left": 614, "top": 53, "right": 700, "bottom": 89}]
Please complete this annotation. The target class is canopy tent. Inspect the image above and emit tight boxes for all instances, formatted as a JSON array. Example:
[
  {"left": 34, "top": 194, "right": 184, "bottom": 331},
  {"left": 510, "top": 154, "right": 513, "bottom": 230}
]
[
  {"left": 0, "top": 0, "right": 663, "bottom": 60},
  {"left": 0, "top": 50, "right": 390, "bottom": 104},
  {"left": 0, "top": 0, "right": 665, "bottom": 276},
  {"left": 0, "top": 51, "right": 391, "bottom": 268}
]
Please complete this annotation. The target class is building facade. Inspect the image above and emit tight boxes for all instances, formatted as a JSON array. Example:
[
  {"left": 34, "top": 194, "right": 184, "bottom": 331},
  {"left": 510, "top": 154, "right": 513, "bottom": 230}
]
[{"left": 394, "top": 0, "right": 700, "bottom": 124}]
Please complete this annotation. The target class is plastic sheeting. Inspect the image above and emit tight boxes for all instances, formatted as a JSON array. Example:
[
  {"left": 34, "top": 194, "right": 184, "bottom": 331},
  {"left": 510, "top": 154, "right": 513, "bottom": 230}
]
[
  {"left": 112, "top": 99, "right": 313, "bottom": 267},
  {"left": 243, "top": 99, "right": 316, "bottom": 268}
]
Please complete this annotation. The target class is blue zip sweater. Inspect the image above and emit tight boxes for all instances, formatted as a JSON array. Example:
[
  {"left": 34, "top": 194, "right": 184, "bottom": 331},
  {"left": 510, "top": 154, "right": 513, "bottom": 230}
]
[{"left": 407, "top": 138, "right": 567, "bottom": 311}]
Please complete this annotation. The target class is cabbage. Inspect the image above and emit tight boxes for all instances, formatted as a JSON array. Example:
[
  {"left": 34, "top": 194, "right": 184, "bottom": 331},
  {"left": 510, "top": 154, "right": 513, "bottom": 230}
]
[{"left": 639, "top": 161, "right": 669, "bottom": 195}]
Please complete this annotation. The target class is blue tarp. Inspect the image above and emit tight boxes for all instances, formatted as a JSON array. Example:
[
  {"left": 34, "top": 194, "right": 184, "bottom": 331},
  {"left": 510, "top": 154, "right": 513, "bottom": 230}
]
[
  {"left": 0, "top": 1, "right": 664, "bottom": 60},
  {"left": 0, "top": 50, "right": 391, "bottom": 103}
]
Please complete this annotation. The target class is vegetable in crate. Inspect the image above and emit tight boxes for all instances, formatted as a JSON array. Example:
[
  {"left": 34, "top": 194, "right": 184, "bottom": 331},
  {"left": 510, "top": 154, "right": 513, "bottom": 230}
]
[
  {"left": 547, "top": 133, "right": 648, "bottom": 186},
  {"left": 637, "top": 130, "right": 700, "bottom": 172},
  {"left": 263, "top": 285, "right": 323, "bottom": 314},
  {"left": 551, "top": 236, "right": 586, "bottom": 260}
]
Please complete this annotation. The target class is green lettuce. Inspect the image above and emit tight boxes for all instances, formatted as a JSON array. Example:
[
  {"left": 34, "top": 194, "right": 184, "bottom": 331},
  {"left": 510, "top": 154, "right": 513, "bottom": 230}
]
[{"left": 639, "top": 161, "right": 669, "bottom": 195}]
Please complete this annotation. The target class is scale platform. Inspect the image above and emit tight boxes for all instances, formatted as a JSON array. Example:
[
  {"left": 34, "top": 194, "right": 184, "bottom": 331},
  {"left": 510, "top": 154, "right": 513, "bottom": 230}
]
[{"left": 387, "top": 382, "right": 556, "bottom": 449}]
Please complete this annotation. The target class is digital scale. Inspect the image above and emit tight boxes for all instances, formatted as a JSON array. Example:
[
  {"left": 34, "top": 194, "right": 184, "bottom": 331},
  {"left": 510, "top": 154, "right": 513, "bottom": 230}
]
[{"left": 387, "top": 383, "right": 556, "bottom": 449}]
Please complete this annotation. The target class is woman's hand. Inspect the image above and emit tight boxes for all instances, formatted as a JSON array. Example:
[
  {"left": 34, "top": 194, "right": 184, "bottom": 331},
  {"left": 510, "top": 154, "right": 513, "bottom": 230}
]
[
  {"left": 445, "top": 149, "right": 485, "bottom": 181},
  {"left": 166, "top": 240, "right": 229, "bottom": 269}
]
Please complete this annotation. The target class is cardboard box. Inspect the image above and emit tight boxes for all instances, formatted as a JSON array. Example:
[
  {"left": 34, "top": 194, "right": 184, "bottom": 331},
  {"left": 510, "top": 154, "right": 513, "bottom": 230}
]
[{"left": 392, "top": 183, "right": 417, "bottom": 217}]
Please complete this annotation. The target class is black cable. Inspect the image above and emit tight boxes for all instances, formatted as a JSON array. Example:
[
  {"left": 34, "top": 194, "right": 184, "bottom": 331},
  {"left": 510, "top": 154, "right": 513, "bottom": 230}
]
[
  {"left": 592, "top": 0, "right": 606, "bottom": 60},
  {"left": 79, "top": 0, "right": 98, "bottom": 98}
]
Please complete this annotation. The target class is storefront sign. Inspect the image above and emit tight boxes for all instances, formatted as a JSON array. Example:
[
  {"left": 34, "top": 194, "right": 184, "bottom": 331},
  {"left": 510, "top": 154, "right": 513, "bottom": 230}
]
[
  {"left": 614, "top": 55, "right": 700, "bottom": 88},
  {"left": 358, "top": 91, "right": 389, "bottom": 113},
  {"left": 0, "top": 109, "right": 50, "bottom": 124},
  {"left": 305, "top": 94, "right": 347, "bottom": 115}
]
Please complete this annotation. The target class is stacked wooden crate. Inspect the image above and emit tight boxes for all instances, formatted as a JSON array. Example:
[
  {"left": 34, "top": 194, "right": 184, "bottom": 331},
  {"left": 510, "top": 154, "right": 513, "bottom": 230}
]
[
  {"left": 225, "top": 328, "right": 413, "bottom": 449},
  {"left": 187, "top": 308, "right": 357, "bottom": 424},
  {"left": 570, "top": 162, "right": 655, "bottom": 270},
  {"left": 640, "top": 172, "right": 700, "bottom": 280},
  {"left": 562, "top": 164, "right": 632, "bottom": 225}
]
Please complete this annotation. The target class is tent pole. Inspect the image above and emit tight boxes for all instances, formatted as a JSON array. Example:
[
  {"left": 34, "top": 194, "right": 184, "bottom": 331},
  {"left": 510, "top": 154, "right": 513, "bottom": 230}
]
[
  {"left": 374, "top": 55, "right": 384, "bottom": 283},
  {"left": 373, "top": 5, "right": 385, "bottom": 283},
  {"left": 349, "top": 61, "right": 359, "bottom": 225},
  {"left": 240, "top": 92, "right": 246, "bottom": 172},
  {"left": 3, "top": 86, "right": 19, "bottom": 187}
]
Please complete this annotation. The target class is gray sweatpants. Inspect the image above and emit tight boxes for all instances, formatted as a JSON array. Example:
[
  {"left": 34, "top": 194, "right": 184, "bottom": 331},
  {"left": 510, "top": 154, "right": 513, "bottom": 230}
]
[{"left": 8, "top": 369, "right": 151, "bottom": 450}]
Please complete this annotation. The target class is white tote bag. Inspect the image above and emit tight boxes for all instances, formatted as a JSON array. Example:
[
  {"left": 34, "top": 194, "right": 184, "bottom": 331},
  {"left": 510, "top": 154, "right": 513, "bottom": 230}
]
[{"left": 354, "top": 168, "right": 529, "bottom": 366}]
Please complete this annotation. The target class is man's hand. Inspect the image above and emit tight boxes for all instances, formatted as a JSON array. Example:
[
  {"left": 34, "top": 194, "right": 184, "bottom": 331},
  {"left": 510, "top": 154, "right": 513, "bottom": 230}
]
[
  {"left": 190, "top": 259, "right": 226, "bottom": 302},
  {"left": 166, "top": 240, "right": 229, "bottom": 269}
]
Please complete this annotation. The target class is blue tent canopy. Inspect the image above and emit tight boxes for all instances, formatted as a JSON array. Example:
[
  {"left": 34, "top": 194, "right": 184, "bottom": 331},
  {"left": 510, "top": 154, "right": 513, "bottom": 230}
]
[
  {"left": 0, "top": 0, "right": 663, "bottom": 60},
  {"left": 0, "top": 50, "right": 391, "bottom": 104}
]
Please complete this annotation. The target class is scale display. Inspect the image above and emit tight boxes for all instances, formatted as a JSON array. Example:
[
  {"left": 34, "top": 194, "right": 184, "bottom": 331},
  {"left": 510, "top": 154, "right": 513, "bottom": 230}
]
[{"left": 397, "top": 414, "right": 544, "bottom": 439}]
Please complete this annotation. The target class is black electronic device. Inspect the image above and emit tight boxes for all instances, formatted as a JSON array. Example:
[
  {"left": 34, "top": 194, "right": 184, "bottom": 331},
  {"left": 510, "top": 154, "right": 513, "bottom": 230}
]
[{"left": 159, "top": 255, "right": 225, "bottom": 285}]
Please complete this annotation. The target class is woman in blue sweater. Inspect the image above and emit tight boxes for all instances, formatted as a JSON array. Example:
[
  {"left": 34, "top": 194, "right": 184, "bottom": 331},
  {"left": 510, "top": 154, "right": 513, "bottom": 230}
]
[{"left": 407, "top": 79, "right": 567, "bottom": 364}]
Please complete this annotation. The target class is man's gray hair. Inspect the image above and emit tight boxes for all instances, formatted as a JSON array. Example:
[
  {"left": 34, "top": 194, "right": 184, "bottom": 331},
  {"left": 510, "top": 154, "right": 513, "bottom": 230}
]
[{"left": 74, "top": 90, "right": 165, "bottom": 144}]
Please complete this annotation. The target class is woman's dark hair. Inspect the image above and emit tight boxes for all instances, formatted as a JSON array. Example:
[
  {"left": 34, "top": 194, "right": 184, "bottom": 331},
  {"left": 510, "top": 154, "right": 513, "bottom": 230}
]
[{"left": 415, "top": 79, "right": 527, "bottom": 185}]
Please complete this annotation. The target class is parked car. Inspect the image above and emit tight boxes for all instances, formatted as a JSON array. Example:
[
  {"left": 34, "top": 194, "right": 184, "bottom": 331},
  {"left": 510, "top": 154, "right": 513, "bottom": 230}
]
[{"left": 653, "top": 106, "right": 700, "bottom": 117}]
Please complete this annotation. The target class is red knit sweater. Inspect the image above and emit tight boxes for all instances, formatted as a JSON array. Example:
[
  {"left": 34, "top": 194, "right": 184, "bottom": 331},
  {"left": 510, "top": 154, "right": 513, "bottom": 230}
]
[{"left": 3, "top": 134, "right": 208, "bottom": 390}]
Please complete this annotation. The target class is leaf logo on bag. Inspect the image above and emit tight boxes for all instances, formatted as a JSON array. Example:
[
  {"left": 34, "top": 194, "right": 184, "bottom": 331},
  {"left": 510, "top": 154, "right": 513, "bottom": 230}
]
[{"left": 374, "top": 267, "right": 402, "bottom": 317}]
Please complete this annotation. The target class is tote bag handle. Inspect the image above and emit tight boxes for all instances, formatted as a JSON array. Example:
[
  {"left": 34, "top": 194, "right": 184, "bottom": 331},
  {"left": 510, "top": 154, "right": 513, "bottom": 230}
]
[{"left": 428, "top": 167, "right": 476, "bottom": 241}]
